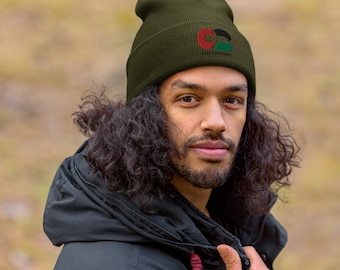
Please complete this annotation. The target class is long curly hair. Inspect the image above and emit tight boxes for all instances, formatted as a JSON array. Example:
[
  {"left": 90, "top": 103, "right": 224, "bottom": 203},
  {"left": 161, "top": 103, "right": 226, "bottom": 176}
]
[{"left": 73, "top": 85, "right": 301, "bottom": 213}]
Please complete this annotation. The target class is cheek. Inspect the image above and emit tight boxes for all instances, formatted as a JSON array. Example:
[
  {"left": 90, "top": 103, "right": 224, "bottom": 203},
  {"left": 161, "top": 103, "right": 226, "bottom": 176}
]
[
  {"left": 225, "top": 116, "right": 246, "bottom": 144},
  {"left": 167, "top": 117, "right": 190, "bottom": 144},
  {"left": 167, "top": 108, "right": 197, "bottom": 133},
  {"left": 166, "top": 114, "right": 200, "bottom": 153}
]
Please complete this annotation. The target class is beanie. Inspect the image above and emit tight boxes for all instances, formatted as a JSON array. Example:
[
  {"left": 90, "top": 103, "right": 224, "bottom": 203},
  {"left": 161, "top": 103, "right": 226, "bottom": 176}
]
[{"left": 126, "top": 0, "right": 255, "bottom": 100}]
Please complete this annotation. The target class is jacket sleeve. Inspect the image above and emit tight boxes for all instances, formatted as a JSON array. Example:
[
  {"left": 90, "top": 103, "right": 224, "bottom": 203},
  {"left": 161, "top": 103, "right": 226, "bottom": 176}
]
[{"left": 54, "top": 241, "right": 188, "bottom": 270}]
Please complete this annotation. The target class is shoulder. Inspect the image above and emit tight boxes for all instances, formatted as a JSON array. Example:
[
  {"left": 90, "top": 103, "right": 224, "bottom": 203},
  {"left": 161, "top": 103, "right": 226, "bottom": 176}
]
[{"left": 54, "top": 241, "right": 188, "bottom": 270}]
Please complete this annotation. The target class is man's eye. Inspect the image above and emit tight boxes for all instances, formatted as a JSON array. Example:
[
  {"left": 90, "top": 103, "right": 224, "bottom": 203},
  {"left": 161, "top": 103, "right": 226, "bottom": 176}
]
[
  {"left": 181, "top": 96, "right": 198, "bottom": 103},
  {"left": 225, "top": 97, "right": 241, "bottom": 104}
]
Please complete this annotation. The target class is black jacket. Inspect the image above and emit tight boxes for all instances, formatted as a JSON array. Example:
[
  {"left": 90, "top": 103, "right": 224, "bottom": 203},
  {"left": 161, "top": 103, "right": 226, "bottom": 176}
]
[{"left": 43, "top": 141, "right": 287, "bottom": 269}]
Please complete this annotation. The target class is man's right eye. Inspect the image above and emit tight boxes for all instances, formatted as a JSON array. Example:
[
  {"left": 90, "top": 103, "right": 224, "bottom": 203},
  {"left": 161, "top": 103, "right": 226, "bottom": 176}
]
[{"left": 180, "top": 95, "right": 198, "bottom": 103}]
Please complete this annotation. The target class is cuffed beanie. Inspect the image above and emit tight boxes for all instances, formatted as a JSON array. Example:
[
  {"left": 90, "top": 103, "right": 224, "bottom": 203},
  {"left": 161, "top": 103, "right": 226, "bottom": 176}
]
[{"left": 126, "top": 0, "right": 255, "bottom": 100}]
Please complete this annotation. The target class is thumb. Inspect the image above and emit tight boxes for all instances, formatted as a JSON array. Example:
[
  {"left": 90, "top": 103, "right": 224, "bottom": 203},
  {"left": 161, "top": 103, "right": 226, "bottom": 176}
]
[{"left": 217, "top": 244, "right": 242, "bottom": 270}]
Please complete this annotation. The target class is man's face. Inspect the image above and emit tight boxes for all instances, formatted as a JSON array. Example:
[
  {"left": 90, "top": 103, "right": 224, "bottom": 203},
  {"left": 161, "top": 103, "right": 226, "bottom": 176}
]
[{"left": 159, "top": 66, "right": 248, "bottom": 189}]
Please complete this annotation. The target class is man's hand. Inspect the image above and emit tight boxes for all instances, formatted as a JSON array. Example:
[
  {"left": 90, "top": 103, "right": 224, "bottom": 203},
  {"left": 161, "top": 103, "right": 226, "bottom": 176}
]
[{"left": 217, "top": 244, "right": 269, "bottom": 270}]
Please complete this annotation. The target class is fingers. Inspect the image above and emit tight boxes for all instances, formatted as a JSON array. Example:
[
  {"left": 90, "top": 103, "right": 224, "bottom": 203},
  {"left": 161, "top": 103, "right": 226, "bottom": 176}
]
[
  {"left": 243, "top": 246, "right": 269, "bottom": 270},
  {"left": 217, "top": 245, "right": 269, "bottom": 270},
  {"left": 217, "top": 244, "right": 242, "bottom": 270}
]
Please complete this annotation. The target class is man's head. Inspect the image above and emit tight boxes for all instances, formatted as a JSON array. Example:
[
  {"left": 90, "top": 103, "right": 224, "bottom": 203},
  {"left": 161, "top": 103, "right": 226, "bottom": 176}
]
[
  {"left": 74, "top": 0, "right": 299, "bottom": 213},
  {"left": 126, "top": 0, "right": 255, "bottom": 101}
]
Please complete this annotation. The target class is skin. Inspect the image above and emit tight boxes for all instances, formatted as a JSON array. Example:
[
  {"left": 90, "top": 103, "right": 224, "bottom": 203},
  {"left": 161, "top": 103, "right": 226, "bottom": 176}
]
[
  {"left": 217, "top": 245, "right": 269, "bottom": 270},
  {"left": 159, "top": 66, "right": 248, "bottom": 215},
  {"left": 160, "top": 66, "right": 269, "bottom": 269}
]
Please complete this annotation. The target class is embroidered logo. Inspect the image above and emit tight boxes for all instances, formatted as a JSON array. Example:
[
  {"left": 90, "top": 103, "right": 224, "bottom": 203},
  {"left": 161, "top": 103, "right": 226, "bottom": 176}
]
[{"left": 197, "top": 28, "right": 233, "bottom": 52}]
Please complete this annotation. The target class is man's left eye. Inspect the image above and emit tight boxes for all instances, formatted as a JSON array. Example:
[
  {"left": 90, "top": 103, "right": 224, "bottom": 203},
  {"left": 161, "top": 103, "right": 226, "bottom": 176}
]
[{"left": 225, "top": 97, "right": 240, "bottom": 104}]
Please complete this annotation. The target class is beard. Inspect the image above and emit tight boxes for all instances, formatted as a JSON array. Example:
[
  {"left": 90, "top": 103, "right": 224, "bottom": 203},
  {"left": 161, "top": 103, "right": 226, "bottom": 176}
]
[
  {"left": 171, "top": 162, "right": 231, "bottom": 188},
  {"left": 170, "top": 132, "right": 236, "bottom": 189}
]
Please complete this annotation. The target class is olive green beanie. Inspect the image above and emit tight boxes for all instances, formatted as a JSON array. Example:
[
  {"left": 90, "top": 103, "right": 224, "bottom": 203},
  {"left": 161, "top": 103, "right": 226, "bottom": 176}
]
[{"left": 126, "top": 0, "right": 255, "bottom": 100}]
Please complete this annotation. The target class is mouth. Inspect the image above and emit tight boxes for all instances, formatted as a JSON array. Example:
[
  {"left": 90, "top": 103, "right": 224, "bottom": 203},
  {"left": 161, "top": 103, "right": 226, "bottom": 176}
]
[{"left": 190, "top": 140, "right": 230, "bottom": 159}]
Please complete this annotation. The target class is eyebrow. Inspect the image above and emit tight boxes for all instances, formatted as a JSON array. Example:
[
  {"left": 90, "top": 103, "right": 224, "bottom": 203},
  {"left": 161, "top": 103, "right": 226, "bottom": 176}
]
[{"left": 170, "top": 79, "right": 248, "bottom": 93}]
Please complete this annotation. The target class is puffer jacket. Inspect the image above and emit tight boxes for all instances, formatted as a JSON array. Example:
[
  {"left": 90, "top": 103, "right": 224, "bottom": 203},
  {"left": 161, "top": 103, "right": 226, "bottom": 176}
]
[{"left": 43, "top": 141, "right": 287, "bottom": 269}]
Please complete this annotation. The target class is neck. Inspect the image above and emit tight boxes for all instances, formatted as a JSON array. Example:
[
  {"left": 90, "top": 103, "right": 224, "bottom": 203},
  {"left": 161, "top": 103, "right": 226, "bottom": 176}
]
[{"left": 171, "top": 175, "right": 212, "bottom": 217}]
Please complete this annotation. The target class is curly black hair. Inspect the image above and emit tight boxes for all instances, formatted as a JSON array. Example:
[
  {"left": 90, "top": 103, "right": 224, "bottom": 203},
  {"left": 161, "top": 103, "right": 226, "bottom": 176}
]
[{"left": 73, "top": 85, "right": 301, "bottom": 214}]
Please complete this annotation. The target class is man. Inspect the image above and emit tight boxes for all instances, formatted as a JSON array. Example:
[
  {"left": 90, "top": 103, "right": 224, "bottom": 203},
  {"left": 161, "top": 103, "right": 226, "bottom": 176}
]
[{"left": 44, "top": 0, "right": 300, "bottom": 269}]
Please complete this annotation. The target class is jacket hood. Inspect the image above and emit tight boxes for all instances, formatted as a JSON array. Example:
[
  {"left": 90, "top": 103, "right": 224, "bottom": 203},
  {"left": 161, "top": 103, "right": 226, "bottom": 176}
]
[{"left": 43, "top": 141, "right": 286, "bottom": 269}]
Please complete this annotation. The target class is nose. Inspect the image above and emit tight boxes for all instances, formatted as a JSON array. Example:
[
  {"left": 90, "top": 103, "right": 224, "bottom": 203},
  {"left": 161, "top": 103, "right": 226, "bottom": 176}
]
[{"left": 200, "top": 99, "right": 227, "bottom": 133}]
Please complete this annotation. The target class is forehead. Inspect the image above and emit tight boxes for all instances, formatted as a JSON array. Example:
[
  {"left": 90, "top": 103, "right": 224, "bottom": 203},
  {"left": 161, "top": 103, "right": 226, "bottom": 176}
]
[{"left": 160, "top": 66, "right": 247, "bottom": 94}]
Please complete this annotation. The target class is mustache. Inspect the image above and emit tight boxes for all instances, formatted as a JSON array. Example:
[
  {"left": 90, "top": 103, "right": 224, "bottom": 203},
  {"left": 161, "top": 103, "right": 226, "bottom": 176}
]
[{"left": 183, "top": 132, "right": 236, "bottom": 153}]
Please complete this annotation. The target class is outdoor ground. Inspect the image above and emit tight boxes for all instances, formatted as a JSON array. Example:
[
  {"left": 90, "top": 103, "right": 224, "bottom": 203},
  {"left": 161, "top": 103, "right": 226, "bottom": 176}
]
[{"left": 0, "top": 0, "right": 339, "bottom": 269}]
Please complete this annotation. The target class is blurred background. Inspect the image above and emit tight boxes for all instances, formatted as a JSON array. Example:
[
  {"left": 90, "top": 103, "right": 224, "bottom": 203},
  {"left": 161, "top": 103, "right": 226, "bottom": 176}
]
[{"left": 0, "top": 0, "right": 339, "bottom": 269}]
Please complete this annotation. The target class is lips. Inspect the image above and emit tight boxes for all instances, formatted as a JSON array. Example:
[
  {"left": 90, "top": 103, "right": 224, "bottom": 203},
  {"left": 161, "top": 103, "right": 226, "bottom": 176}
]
[{"left": 190, "top": 140, "right": 229, "bottom": 159}]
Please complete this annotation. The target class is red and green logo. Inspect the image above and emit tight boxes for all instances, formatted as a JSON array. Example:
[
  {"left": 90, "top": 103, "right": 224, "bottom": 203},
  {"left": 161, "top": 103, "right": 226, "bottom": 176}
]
[{"left": 197, "top": 28, "right": 233, "bottom": 51}]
